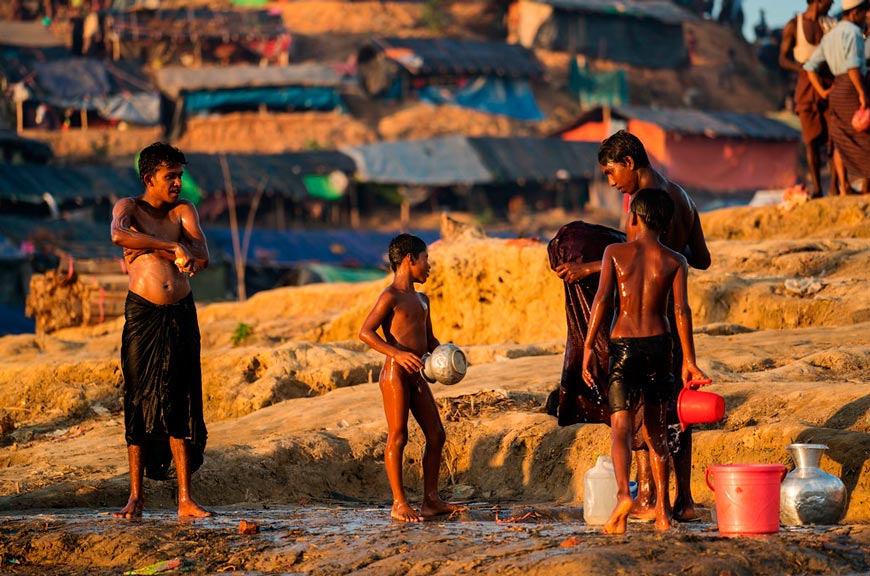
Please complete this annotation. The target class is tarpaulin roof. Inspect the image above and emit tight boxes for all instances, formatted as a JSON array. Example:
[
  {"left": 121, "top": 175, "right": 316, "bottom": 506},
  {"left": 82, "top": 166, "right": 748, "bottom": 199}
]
[
  {"left": 205, "top": 227, "right": 440, "bottom": 268},
  {"left": 184, "top": 152, "right": 357, "bottom": 200},
  {"left": 532, "top": 0, "right": 696, "bottom": 24},
  {"left": 155, "top": 63, "right": 348, "bottom": 98},
  {"left": 558, "top": 106, "right": 801, "bottom": 141},
  {"left": 343, "top": 136, "right": 600, "bottom": 186},
  {"left": 0, "top": 130, "right": 54, "bottom": 163},
  {"left": 0, "top": 163, "right": 141, "bottom": 205},
  {"left": 23, "top": 58, "right": 160, "bottom": 126},
  {"left": 365, "top": 36, "right": 545, "bottom": 79},
  {"left": 0, "top": 216, "right": 120, "bottom": 259},
  {"left": 470, "top": 137, "right": 601, "bottom": 181},
  {"left": 342, "top": 135, "right": 494, "bottom": 186}
]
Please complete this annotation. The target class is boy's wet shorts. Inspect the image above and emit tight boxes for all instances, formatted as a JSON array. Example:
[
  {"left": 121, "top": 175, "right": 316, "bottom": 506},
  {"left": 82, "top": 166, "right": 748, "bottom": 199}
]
[{"left": 607, "top": 334, "right": 675, "bottom": 414}]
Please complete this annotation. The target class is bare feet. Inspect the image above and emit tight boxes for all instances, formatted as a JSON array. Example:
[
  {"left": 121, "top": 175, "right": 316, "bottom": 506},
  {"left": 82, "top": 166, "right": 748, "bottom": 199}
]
[
  {"left": 421, "top": 499, "right": 466, "bottom": 518},
  {"left": 628, "top": 502, "right": 657, "bottom": 521},
  {"left": 603, "top": 496, "right": 633, "bottom": 535},
  {"left": 673, "top": 499, "right": 699, "bottom": 523},
  {"left": 654, "top": 510, "right": 672, "bottom": 532},
  {"left": 391, "top": 501, "right": 423, "bottom": 522},
  {"left": 113, "top": 497, "right": 144, "bottom": 519},
  {"left": 178, "top": 498, "right": 214, "bottom": 518}
]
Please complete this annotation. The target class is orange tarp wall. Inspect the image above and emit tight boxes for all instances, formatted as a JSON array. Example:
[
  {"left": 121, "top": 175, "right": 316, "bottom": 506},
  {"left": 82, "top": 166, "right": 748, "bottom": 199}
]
[{"left": 561, "top": 120, "right": 798, "bottom": 193}]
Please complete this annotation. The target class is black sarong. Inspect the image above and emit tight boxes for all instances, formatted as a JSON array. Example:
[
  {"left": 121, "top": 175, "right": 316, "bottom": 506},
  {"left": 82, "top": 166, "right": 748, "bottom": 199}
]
[
  {"left": 121, "top": 291, "right": 207, "bottom": 480},
  {"left": 547, "top": 221, "right": 625, "bottom": 426}
]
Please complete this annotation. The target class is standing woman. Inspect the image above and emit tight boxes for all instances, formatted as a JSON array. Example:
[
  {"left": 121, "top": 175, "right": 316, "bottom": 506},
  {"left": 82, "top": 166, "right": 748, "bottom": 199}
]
[{"left": 805, "top": 0, "right": 870, "bottom": 195}]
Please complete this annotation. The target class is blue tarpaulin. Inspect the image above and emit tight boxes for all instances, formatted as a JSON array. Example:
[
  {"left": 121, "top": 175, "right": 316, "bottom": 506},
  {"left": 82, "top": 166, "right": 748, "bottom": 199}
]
[
  {"left": 184, "top": 86, "right": 344, "bottom": 115},
  {"left": 29, "top": 58, "right": 160, "bottom": 126},
  {"left": 205, "top": 227, "right": 441, "bottom": 269},
  {"left": 418, "top": 77, "right": 544, "bottom": 121}
]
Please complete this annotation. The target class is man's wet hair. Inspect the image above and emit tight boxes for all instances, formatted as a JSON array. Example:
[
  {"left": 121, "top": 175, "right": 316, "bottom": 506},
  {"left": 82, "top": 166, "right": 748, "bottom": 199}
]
[
  {"left": 138, "top": 142, "right": 187, "bottom": 185},
  {"left": 388, "top": 233, "right": 427, "bottom": 272},
  {"left": 597, "top": 130, "right": 651, "bottom": 168},
  {"left": 630, "top": 188, "right": 674, "bottom": 232}
]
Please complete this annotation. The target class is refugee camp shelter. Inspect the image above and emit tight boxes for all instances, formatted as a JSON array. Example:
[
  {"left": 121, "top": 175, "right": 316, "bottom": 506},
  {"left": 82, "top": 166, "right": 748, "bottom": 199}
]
[
  {"left": 182, "top": 151, "right": 359, "bottom": 229},
  {"left": 102, "top": 7, "right": 291, "bottom": 66},
  {"left": 0, "top": 130, "right": 53, "bottom": 164},
  {"left": 342, "top": 135, "right": 600, "bottom": 217},
  {"left": 6, "top": 56, "right": 160, "bottom": 131},
  {"left": 0, "top": 163, "right": 141, "bottom": 218},
  {"left": 156, "top": 63, "right": 349, "bottom": 137},
  {"left": 357, "top": 36, "right": 546, "bottom": 120},
  {"left": 555, "top": 105, "right": 801, "bottom": 200},
  {"left": 508, "top": 0, "right": 696, "bottom": 68}
]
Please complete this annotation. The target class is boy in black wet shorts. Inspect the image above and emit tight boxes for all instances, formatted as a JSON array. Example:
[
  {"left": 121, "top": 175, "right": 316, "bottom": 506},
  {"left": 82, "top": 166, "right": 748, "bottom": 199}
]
[{"left": 582, "top": 188, "right": 708, "bottom": 534}]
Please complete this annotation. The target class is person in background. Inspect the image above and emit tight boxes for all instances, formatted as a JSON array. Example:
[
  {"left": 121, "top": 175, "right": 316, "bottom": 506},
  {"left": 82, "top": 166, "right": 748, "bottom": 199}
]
[
  {"left": 805, "top": 0, "right": 870, "bottom": 195},
  {"left": 780, "top": 0, "right": 842, "bottom": 198}
]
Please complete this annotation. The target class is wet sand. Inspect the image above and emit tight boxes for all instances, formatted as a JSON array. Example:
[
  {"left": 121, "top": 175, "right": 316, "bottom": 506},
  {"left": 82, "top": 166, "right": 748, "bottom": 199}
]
[{"left": 2, "top": 505, "right": 870, "bottom": 575}]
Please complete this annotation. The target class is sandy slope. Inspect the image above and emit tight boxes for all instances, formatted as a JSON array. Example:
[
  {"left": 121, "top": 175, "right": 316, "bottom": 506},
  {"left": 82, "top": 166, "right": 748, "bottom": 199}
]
[{"left": 1, "top": 197, "right": 869, "bottom": 573}]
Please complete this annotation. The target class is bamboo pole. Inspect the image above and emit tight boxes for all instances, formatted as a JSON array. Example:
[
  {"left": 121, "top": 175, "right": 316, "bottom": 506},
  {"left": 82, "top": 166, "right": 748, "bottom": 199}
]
[{"left": 219, "top": 155, "right": 246, "bottom": 302}]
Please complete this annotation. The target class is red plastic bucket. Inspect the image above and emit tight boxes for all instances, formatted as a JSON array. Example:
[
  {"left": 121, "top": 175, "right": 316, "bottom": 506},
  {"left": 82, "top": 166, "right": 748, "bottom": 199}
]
[
  {"left": 677, "top": 388, "right": 725, "bottom": 430},
  {"left": 706, "top": 464, "right": 788, "bottom": 536}
]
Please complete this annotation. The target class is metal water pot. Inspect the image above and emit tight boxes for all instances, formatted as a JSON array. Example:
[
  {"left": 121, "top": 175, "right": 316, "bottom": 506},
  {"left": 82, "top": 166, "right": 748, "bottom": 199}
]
[
  {"left": 420, "top": 343, "right": 467, "bottom": 385},
  {"left": 780, "top": 443, "right": 847, "bottom": 525}
]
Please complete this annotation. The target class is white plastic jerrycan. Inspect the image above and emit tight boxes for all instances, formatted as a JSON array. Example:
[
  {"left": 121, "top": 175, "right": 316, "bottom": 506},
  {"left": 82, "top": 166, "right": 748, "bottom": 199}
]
[{"left": 583, "top": 454, "right": 618, "bottom": 525}]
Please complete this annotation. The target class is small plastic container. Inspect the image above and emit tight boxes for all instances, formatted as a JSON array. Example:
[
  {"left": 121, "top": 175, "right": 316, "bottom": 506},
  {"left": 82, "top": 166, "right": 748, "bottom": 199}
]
[{"left": 584, "top": 455, "right": 618, "bottom": 525}]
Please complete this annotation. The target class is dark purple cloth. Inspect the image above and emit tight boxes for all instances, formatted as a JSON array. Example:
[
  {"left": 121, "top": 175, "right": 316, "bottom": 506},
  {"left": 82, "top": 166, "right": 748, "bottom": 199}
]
[{"left": 547, "top": 221, "right": 626, "bottom": 426}]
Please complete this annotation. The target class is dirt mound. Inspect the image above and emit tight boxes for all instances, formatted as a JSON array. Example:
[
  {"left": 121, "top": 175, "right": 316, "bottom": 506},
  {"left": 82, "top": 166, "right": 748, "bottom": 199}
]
[
  {"left": 702, "top": 195, "right": 870, "bottom": 241},
  {"left": 174, "top": 110, "right": 378, "bottom": 153}
]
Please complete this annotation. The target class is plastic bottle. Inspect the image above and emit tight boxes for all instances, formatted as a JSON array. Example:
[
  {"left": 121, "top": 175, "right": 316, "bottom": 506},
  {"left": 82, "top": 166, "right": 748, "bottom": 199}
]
[{"left": 583, "top": 454, "right": 618, "bottom": 525}]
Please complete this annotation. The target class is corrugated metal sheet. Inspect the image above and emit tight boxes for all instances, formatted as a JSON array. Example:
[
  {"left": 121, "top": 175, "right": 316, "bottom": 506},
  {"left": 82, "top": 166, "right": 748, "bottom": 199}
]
[
  {"left": 614, "top": 106, "right": 800, "bottom": 140},
  {"left": 184, "top": 152, "right": 357, "bottom": 200},
  {"left": 469, "top": 137, "right": 601, "bottom": 181},
  {"left": 533, "top": 0, "right": 696, "bottom": 24},
  {"left": 156, "top": 64, "right": 348, "bottom": 98},
  {"left": 0, "top": 164, "right": 140, "bottom": 205},
  {"left": 371, "top": 36, "right": 545, "bottom": 79},
  {"left": 0, "top": 130, "right": 53, "bottom": 163}
]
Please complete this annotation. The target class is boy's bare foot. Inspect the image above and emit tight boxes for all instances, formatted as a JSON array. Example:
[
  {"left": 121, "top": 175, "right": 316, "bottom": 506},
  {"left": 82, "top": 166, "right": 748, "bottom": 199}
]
[
  {"left": 113, "top": 497, "right": 144, "bottom": 519},
  {"left": 603, "top": 496, "right": 633, "bottom": 535},
  {"left": 673, "top": 499, "right": 699, "bottom": 522},
  {"left": 654, "top": 511, "right": 672, "bottom": 532},
  {"left": 421, "top": 499, "right": 466, "bottom": 518},
  {"left": 628, "top": 504, "right": 656, "bottom": 521},
  {"left": 178, "top": 499, "right": 214, "bottom": 518},
  {"left": 392, "top": 501, "right": 422, "bottom": 522}
]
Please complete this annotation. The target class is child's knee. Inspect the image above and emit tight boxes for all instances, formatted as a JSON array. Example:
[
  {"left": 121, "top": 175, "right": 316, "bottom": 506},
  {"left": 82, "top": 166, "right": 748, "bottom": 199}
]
[
  {"left": 425, "top": 426, "right": 446, "bottom": 448},
  {"left": 387, "top": 429, "right": 409, "bottom": 449}
]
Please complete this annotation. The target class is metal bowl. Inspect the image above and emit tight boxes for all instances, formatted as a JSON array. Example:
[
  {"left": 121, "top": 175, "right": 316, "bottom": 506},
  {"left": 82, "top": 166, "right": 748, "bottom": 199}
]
[{"left": 420, "top": 343, "right": 468, "bottom": 385}]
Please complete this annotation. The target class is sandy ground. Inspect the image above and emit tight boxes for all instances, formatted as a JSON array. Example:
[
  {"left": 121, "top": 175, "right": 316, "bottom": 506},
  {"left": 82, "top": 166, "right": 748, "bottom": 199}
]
[{"left": 1, "top": 196, "right": 870, "bottom": 573}]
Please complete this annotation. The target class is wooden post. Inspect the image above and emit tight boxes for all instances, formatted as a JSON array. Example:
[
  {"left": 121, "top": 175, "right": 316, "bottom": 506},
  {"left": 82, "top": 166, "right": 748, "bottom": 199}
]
[
  {"left": 80, "top": 109, "right": 88, "bottom": 131},
  {"left": 220, "top": 155, "right": 246, "bottom": 302},
  {"left": 16, "top": 100, "right": 23, "bottom": 133}
]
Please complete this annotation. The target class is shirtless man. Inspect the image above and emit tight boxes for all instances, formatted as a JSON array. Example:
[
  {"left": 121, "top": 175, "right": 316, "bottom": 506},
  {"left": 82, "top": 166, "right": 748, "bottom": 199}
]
[
  {"left": 583, "top": 188, "right": 708, "bottom": 534},
  {"left": 359, "top": 234, "right": 463, "bottom": 522},
  {"left": 555, "top": 130, "right": 710, "bottom": 522},
  {"left": 110, "top": 142, "right": 212, "bottom": 519}
]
